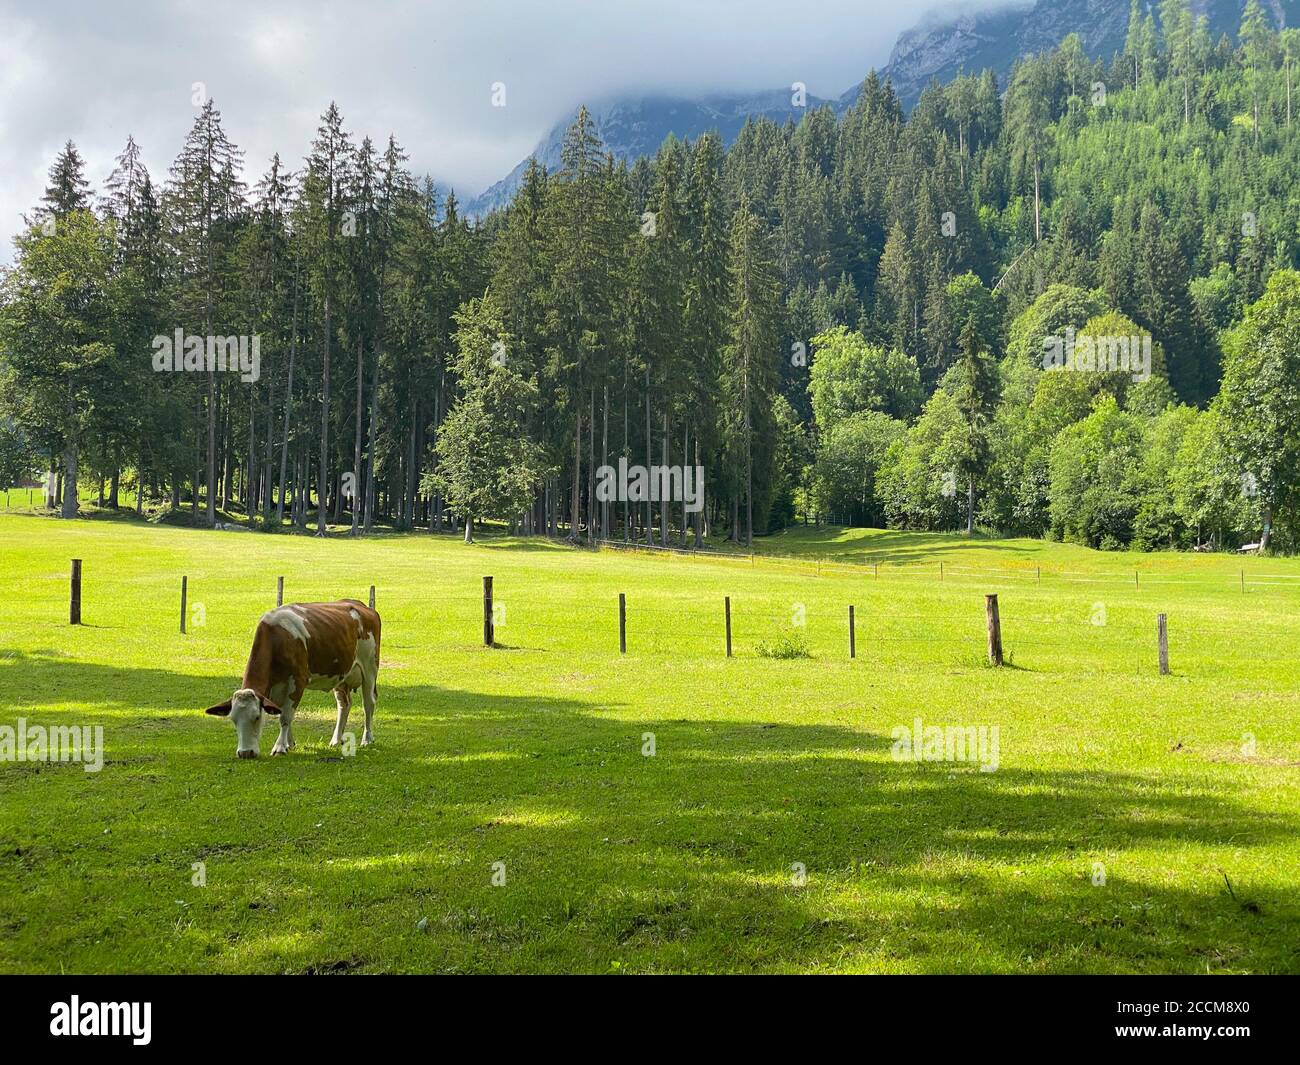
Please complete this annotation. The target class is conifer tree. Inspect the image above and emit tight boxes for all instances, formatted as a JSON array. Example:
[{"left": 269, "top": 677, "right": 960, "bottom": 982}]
[
  {"left": 720, "top": 201, "right": 782, "bottom": 546},
  {"left": 39, "top": 140, "right": 92, "bottom": 221},
  {"left": 299, "top": 102, "right": 354, "bottom": 534},
  {"left": 166, "top": 99, "right": 245, "bottom": 526}
]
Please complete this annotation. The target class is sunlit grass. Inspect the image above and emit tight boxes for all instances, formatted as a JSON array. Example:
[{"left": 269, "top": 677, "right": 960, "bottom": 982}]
[{"left": 0, "top": 512, "right": 1296, "bottom": 973}]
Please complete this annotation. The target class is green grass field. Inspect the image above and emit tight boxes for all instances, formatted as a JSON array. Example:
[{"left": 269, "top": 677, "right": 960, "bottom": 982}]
[{"left": 1, "top": 512, "right": 1297, "bottom": 973}]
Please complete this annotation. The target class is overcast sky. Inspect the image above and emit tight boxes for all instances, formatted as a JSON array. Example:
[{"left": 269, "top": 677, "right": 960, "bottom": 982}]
[{"left": 0, "top": 0, "right": 944, "bottom": 246}]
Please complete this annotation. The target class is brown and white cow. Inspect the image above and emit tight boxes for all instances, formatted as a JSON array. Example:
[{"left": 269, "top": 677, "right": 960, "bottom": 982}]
[{"left": 204, "top": 600, "right": 381, "bottom": 758}]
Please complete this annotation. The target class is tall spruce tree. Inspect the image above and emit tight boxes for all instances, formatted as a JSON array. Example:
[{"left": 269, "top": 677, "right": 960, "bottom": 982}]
[
  {"left": 300, "top": 102, "right": 354, "bottom": 535},
  {"left": 166, "top": 99, "right": 245, "bottom": 526},
  {"left": 720, "top": 201, "right": 782, "bottom": 546}
]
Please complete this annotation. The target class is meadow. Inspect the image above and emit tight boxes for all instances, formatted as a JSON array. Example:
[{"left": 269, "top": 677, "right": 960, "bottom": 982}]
[{"left": 0, "top": 510, "right": 1297, "bottom": 973}]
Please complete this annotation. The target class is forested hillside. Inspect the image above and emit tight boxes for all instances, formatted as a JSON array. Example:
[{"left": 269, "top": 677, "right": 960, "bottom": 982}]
[{"left": 3, "top": 0, "right": 1299, "bottom": 552}]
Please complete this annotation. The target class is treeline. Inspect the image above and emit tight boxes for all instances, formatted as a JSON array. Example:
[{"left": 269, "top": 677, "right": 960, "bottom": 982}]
[{"left": 2, "top": 0, "right": 1300, "bottom": 551}]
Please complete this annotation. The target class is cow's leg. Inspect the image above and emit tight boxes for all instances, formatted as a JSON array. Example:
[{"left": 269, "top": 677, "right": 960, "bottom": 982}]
[
  {"left": 328, "top": 687, "right": 351, "bottom": 747},
  {"left": 271, "top": 700, "right": 297, "bottom": 754},
  {"left": 360, "top": 674, "right": 376, "bottom": 747},
  {"left": 270, "top": 675, "right": 303, "bottom": 756}
]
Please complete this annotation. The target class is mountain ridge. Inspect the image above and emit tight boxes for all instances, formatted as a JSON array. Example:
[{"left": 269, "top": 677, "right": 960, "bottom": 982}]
[{"left": 462, "top": 0, "right": 1293, "bottom": 217}]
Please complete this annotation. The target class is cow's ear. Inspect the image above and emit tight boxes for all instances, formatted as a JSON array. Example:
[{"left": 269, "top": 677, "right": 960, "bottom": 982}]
[
  {"left": 260, "top": 697, "right": 282, "bottom": 716},
  {"left": 204, "top": 700, "right": 233, "bottom": 717}
]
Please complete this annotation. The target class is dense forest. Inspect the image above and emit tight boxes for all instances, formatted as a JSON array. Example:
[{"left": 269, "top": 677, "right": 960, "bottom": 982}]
[{"left": 4, "top": 0, "right": 1300, "bottom": 552}]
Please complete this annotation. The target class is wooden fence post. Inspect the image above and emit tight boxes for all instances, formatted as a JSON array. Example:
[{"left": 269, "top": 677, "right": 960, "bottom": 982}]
[
  {"left": 368, "top": 585, "right": 376, "bottom": 610},
  {"left": 69, "top": 559, "right": 82, "bottom": 625},
  {"left": 180, "top": 576, "right": 188, "bottom": 635},
  {"left": 940, "top": 562, "right": 944, "bottom": 582},
  {"left": 849, "top": 605, "right": 856, "bottom": 659},
  {"left": 276, "top": 576, "right": 284, "bottom": 607},
  {"left": 483, "top": 576, "right": 494, "bottom": 647},
  {"left": 618, "top": 593, "right": 626, "bottom": 654},
  {"left": 985, "top": 593, "right": 1002, "bottom": 667},
  {"left": 724, "top": 596, "right": 732, "bottom": 658},
  {"left": 1157, "top": 614, "right": 1169, "bottom": 675}
]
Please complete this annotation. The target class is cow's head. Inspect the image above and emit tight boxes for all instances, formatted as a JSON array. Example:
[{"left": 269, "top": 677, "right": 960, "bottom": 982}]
[{"left": 204, "top": 688, "right": 281, "bottom": 758}]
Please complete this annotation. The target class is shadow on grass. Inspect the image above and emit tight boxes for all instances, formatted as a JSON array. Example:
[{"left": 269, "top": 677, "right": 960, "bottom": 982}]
[
  {"left": 754, "top": 527, "right": 1044, "bottom": 566},
  {"left": 0, "top": 647, "right": 1296, "bottom": 974}
]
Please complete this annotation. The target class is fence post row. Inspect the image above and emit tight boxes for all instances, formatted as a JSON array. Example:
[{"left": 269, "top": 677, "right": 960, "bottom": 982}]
[{"left": 55, "top": 565, "right": 1190, "bottom": 673}]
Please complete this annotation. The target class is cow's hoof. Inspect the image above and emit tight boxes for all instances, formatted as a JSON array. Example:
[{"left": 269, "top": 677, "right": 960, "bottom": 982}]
[{"left": 271, "top": 747, "right": 288, "bottom": 756}]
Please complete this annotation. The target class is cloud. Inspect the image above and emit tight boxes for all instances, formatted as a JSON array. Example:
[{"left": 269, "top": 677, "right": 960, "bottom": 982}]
[{"left": 0, "top": 0, "right": 934, "bottom": 251}]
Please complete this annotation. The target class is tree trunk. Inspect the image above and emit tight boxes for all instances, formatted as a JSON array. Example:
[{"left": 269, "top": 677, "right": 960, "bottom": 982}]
[
  {"left": 276, "top": 264, "right": 299, "bottom": 526},
  {"left": 622, "top": 363, "right": 630, "bottom": 542},
  {"left": 660, "top": 411, "right": 669, "bottom": 546},
  {"left": 61, "top": 443, "right": 78, "bottom": 519},
  {"left": 693, "top": 435, "right": 703, "bottom": 548},
  {"left": 247, "top": 407, "right": 256, "bottom": 518},
  {"left": 193, "top": 396, "right": 202, "bottom": 519},
  {"left": 601, "top": 383, "right": 609, "bottom": 541},
  {"left": 364, "top": 338, "right": 380, "bottom": 533},
  {"left": 587, "top": 389, "right": 595, "bottom": 544},
  {"left": 681, "top": 420, "right": 689, "bottom": 547},
  {"left": 570, "top": 406, "right": 582, "bottom": 541},
  {"left": 318, "top": 289, "right": 331, "bottom": 536},
  {"left": 221, "top": 399, "right": 234, "bottom": 513},
  {"left": 351, "top": 336, "right": 363, "bottom": 536},
  {"left": 205, "top": 373, "right": 216, "bottom": 528},
  {"left": 643, "top": 368, "right": 652, "bottom": 545},
  {"left": 744, "top": 371, "right": 753, "bottom": 548},
  {"left": 263, "top": 376, "right": 274, "bottom": 524}
]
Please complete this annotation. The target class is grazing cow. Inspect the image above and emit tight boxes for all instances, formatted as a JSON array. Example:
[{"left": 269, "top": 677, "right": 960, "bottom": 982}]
[{"left": 204, "top": 600, "right": 381, "bottom": 759}]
